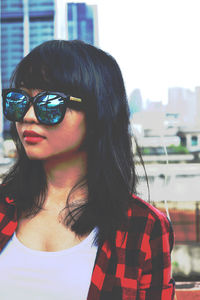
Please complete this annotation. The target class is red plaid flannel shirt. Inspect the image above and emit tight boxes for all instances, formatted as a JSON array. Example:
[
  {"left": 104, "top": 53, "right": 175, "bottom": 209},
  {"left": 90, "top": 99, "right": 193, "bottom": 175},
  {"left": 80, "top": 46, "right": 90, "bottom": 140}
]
[{"left": 0, "top": 195, "right": 175, "bottom": 299}]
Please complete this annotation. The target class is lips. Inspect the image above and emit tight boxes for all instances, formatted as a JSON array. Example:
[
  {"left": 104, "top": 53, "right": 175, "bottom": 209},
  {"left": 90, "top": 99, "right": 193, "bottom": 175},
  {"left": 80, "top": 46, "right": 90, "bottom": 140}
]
[
  {"left": 23, "top": 130, "right": 44, "bottom": 138},
  {"left": 23, "top": 130, "right": 45, "bottom": 144}
]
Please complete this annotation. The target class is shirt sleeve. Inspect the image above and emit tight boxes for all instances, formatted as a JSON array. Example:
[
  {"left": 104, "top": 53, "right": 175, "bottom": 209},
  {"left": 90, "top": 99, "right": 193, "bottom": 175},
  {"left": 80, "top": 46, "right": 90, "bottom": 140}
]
[{"left": 137, "top": 213, "right": 175, "bottom": 300}]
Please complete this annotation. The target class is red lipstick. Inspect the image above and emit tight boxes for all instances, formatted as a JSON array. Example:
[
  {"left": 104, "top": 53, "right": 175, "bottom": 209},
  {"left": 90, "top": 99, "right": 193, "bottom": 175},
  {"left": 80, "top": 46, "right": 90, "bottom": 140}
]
[{"left": 23, "top": 130, "right": 45, "bottom": 144}]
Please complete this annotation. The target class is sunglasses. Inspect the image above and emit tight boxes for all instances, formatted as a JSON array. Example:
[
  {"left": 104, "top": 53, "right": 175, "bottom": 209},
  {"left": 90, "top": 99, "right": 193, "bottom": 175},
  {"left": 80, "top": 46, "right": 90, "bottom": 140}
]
[{"left": 2, "top": 89, "right": 83, "bottom": 125}]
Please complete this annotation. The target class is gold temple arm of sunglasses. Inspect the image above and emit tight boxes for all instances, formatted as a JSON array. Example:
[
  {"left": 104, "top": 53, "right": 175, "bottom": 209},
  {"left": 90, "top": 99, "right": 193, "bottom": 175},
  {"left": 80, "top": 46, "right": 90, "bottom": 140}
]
[{"left": 69, "top": 96, "right": 82, "bottom": 103}]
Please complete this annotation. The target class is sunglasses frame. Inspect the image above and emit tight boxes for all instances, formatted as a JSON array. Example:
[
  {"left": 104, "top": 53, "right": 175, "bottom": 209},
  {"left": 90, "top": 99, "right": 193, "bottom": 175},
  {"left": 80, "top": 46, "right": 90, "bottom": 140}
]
[{"left": 2, "top": 88, "right": 83, "bottom": 125}]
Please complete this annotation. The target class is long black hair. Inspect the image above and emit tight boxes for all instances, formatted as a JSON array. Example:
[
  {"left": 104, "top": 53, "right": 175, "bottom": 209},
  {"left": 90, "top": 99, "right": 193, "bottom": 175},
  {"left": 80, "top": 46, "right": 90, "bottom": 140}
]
[{"left": 1, "top": 40, "right": 138, "bottom": 248}]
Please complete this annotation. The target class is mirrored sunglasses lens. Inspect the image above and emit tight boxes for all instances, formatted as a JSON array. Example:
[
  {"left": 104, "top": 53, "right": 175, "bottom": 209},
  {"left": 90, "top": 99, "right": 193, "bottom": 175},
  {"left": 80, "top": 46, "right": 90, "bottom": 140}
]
[
  {"left": 4, "top": 92, "right": 28, "bottom": 121},
  {"left": 36, "top": 94, "right": 65, "bottom": 125}
]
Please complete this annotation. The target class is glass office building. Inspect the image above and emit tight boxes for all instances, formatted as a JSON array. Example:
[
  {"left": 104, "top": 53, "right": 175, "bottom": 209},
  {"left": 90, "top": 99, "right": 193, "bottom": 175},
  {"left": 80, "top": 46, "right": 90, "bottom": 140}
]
[
  {"left": 67, "top": 3, "right": 97, "bottom": 46},
  {"left": 29, "top": 0, "right": 54, "bottom": 51}
]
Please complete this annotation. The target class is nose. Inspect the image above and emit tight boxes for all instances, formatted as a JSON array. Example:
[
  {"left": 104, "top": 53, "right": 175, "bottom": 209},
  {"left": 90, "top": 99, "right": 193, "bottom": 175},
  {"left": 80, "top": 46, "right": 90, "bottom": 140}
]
[
  {"left": 23, "top": 104, "right": 38, "bottom": 123},
  {"left": 20, "top": 89, "right": 42, "bottom": 123}
]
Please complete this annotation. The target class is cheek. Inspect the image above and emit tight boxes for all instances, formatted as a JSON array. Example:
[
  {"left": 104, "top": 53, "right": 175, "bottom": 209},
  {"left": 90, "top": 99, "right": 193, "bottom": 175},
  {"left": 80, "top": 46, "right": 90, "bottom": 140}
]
[
  {"left": 60, "top": 123, "right": 86, "bottom": 149},
  {"left": 48, "top": 114, "right": 86, "bottom": 152}
]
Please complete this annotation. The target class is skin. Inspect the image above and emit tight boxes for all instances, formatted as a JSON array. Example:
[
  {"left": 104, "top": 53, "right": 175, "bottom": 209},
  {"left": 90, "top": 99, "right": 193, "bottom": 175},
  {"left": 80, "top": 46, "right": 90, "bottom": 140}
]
[{"left": 15, "top": 89, "right": 89, "bottom": 251}]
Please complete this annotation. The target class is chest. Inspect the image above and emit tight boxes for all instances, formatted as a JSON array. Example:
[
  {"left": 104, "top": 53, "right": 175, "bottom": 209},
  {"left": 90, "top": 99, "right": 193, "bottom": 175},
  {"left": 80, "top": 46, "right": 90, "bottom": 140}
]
[
  {"left": 16, "top": 210, "right": 87, "bottom": 252},
  {"left": 0, "top": 227, "right": 98, "bottom": 300}
]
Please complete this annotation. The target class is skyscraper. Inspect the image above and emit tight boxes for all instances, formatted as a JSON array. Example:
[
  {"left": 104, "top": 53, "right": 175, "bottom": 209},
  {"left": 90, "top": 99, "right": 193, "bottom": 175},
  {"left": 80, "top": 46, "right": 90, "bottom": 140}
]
[
  {"left": 29, "top": 0, "right": 55, "bottom": 51},
  {"left": 67, "top": 3, "right": 98, "bottom": 46},
  {"left": 129, "top": 89, "right": 143, "bottom": 115}
]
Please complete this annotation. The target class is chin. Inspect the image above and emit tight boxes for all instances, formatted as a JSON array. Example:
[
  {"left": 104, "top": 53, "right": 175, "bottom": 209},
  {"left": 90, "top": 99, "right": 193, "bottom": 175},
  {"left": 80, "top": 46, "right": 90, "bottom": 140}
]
[{"left": 25, "top": 150, "right": 49, "bottom": 160}]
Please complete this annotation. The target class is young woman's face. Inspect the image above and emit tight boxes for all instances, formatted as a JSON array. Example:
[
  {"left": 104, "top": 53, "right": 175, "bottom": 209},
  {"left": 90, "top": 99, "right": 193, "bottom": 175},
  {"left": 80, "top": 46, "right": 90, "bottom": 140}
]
[{"left": 16, "top": 89, "right": 86, "bottom": 160}]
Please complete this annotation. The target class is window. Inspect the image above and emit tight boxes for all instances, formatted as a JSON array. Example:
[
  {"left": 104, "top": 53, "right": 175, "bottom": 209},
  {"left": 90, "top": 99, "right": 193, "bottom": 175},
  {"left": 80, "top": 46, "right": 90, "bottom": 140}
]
[{"left": 191, "top": 136, "right": 198, "bottom": 146}]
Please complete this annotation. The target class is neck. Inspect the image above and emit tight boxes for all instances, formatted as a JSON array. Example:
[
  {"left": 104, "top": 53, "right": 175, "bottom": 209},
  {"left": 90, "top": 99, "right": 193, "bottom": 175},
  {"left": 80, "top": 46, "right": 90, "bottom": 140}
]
[{"left": 43, "top": 151, "right": 87, "bottom": 209}]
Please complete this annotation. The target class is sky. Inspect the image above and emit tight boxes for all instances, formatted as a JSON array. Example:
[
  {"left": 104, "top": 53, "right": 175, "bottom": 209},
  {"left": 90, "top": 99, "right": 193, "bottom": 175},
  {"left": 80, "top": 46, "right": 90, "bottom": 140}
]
[{"left": 67, "top": 0, "right": 200, "bottom": 104}]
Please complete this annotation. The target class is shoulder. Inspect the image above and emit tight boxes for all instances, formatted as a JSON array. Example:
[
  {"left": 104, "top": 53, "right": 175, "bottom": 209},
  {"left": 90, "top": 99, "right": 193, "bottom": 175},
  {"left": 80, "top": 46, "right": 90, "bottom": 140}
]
[
  {"left": 129, "top": 194, "right": 169, "bottom": 221},
  {"left": 124, "top": 194, "right": 174, "bottom": 250}
]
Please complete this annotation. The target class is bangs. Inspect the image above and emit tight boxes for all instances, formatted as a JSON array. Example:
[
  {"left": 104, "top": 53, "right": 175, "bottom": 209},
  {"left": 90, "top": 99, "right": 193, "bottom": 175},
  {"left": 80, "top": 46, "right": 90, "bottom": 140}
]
[
  {"left": 11, "top": 62, "right": 52, "bottom": 91},
  {"left": 10, "top": 41, "right": 90, "bottom": 99}
]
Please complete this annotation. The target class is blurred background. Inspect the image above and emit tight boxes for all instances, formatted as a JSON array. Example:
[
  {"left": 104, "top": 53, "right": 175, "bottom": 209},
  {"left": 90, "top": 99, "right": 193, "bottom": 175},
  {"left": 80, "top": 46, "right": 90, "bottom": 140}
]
[{"left": 1, "top": 0, "right": 200, "bottom": 294}]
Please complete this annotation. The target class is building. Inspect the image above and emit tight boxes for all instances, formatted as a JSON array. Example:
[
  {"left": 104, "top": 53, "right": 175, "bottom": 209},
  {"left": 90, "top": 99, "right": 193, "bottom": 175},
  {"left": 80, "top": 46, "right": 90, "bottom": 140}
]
[
  {"left": 178, "top": 128, "right": 200, "bottom": 152},
  {"left": 29, "top": 0, "right": 55, "bottom": 52},
  {"left": 194, "top": 86, "right": 200, "bottom": 127},
  {"left": 167, "top": 87, "right": 196, "bottom": 127},
  {"left": 129, "top": 89, "right": 143, "bottom": 115},
  {"left": 67, "top": 2, "right": 98, "bottom": 46}
]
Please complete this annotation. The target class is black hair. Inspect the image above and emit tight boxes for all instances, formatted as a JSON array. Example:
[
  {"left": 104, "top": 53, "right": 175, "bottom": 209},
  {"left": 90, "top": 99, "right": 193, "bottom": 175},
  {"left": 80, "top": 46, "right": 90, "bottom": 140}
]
[{"left": 1, "top": 40, "right": 138, "bottom": 248}]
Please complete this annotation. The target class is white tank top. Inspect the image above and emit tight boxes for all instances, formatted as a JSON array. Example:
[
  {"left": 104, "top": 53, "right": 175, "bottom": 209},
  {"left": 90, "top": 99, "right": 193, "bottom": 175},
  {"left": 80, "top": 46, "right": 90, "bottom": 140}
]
[{"left": 0, "top": 228, "right": 98, "bottom": 300}]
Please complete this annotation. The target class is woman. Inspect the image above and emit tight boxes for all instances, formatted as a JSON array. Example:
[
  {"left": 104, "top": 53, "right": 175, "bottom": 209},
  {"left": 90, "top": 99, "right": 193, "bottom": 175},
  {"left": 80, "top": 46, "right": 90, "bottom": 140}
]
[{"left": 0, "top": 40, "right": 175, "bottom": 299}]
